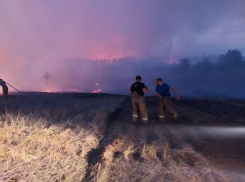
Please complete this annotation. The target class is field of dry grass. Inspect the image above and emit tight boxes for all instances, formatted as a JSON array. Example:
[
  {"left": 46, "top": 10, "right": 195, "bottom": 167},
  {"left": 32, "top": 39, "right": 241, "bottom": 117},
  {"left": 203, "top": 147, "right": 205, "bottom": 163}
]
[
  {"left": 0, "top": 94, "right": 125, "bottom": 182},
  {"left": 86, "top": 98, "right": 229, "bottom": 182},
  {"left": 97, "top": 139, "right": 223, "bottom": 182},
  {"left": 1, "top": 93, "right": 244, "bottom": 182}
]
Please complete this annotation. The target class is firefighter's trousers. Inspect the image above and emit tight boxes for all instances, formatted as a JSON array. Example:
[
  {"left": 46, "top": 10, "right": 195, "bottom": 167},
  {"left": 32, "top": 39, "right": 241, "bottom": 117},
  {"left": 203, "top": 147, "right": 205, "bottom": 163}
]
[
  {"left": 132, "top": 97, "right": 148, "bottom": 124},
  {"left": 2, "top": 86, "right": 8, "bottom": 99},
  {"left": 159, "top": 97, "right": 177, "bottom": 120}
]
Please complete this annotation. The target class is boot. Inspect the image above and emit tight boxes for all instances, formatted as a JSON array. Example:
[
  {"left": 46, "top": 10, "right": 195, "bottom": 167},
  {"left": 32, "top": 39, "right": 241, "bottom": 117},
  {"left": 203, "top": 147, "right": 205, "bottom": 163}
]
[{"left": 142, "top": 118, "right": 148, "bottom": 125}]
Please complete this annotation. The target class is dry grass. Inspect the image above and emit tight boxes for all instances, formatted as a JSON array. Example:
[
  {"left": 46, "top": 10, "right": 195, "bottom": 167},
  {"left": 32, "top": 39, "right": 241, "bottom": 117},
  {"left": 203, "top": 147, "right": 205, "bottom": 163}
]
[
  {"left": 0, "top": 95, "right": 230, "bottom": 182},
  {"left": 123, "top": 144, "right": 136, "bottom": 161},
  {"left": 96, "top": 124, "right": 228, "bottom": 182},
  {"left": 98, "top": 141, "right": 227, "bottom": 182},
  {"left": 0, "top": 96, "right": 125, "bottom": 182}
]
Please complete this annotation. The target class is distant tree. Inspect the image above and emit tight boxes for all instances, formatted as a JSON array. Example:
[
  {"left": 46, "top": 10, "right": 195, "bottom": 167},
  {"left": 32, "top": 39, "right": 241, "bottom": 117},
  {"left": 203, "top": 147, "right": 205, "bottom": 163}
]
[
  {"left": 194, "top": 57, "right": 214, "bottom": 72},
  {"left": 178, "top": 58, "right": 191, "bottom": 71},
  {"left": 218, "top": 50, "right": 243, "bottom": 68}
]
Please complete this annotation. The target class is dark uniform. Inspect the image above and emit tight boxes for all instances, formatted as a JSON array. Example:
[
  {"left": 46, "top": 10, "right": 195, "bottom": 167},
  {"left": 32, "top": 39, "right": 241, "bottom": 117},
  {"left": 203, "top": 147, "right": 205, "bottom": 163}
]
[
  {"left": 0, "top": 80, "right": 8, "bottom": 99},
  {"left": 155, "top": 83, "right": 177, "bottom": 121},
  {"left": 130, "top": 82, "right": 148, "bottom": 124}
]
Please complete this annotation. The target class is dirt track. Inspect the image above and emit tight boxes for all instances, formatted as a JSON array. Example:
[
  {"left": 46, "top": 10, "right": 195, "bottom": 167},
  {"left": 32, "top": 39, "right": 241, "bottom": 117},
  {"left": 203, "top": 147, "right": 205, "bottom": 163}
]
[{"left": 84, "top": 97, "right": 245, "bottom": 182}]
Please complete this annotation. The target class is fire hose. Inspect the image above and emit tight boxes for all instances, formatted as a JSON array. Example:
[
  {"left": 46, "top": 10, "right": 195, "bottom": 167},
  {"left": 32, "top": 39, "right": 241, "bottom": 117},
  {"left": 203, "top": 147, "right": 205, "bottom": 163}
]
[{"left": 5, "top": 81, "right": 26, "bottom": 95}]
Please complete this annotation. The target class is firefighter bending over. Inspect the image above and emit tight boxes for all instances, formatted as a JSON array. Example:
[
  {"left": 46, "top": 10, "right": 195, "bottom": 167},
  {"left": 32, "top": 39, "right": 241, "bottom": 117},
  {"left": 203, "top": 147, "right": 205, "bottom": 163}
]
[
  {"left": 154, "top": 78, "right": 179, "bottom": 123},
  {"left": 0, "top": 79, "right": 8, "bottom": 99},
  {"left": 130, "top": 76, "right": 148, "bottom": 125}
]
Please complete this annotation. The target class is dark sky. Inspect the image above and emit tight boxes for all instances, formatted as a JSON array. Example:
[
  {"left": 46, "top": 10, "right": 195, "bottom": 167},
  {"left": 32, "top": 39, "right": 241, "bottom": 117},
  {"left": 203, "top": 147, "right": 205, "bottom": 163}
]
[{"left": 0, "top": 0, "right": 245, "bottom": 92}]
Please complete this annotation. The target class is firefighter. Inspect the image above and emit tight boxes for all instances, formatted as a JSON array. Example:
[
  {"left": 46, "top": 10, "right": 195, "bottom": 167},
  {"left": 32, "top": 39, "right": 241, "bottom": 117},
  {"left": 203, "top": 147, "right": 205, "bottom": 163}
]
[
  {"left": 154, "top": 78, "right": 179, "bottom": 123},
  {"left": 0, "top": 79, "right": 8, "bottom": 99},
  {"left": 130, "top": 76, "right": 148, "bottom": 125}
]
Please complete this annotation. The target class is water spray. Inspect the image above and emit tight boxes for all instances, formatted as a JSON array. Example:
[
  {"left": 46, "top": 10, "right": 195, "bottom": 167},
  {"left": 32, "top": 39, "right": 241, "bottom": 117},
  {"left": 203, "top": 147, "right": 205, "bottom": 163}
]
[{"left": 169, "top": 125, "right": 245, "bottom": 137}]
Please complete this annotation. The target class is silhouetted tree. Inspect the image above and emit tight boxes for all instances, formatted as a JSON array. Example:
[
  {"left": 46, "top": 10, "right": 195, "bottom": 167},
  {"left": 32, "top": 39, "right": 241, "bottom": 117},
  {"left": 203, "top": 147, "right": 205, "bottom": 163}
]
[
  {"left": 178, "top": 58, "right": 191, "bottom": 71},
  {"left": 218, "top": 50, "right": 243, "bottom": 68},
  {"left": 193, "top": 57, "right": 214, "bottom": 72}
]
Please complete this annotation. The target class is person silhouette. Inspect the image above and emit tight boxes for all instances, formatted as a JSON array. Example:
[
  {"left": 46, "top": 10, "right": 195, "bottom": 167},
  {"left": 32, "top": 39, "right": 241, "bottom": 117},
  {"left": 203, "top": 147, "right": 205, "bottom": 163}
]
[{"left": 0, "top": 79, "right": 8, "bottom": 99}]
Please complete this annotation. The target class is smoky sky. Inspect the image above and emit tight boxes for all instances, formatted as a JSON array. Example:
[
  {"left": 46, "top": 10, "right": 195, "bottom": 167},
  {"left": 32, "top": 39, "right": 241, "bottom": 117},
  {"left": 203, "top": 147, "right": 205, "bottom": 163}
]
[{"left": 0, "top": 0, "right": 245, "bottom": 93}]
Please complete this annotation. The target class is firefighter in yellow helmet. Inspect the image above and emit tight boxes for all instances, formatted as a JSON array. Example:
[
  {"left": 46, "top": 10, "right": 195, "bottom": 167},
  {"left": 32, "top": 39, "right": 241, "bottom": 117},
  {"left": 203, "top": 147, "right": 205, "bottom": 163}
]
[
  {"left": 130, "top": 76, "right": 148, "bottom": 125},
  {"left": 154, "top": 78, "right": 179, "bottom": 123}
]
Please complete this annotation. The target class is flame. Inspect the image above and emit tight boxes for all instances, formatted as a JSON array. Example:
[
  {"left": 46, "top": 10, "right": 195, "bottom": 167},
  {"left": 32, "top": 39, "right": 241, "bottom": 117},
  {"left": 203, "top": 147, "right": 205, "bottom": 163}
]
[{"left": 92, "top": 89, "right": 102, "bottom": 93}]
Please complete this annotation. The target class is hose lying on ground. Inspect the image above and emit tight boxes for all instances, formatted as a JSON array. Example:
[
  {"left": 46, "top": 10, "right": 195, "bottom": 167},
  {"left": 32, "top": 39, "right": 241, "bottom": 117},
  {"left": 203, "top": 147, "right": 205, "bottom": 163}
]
[{"left": 5, "top": 81, "right": 26, "bottom": 95}]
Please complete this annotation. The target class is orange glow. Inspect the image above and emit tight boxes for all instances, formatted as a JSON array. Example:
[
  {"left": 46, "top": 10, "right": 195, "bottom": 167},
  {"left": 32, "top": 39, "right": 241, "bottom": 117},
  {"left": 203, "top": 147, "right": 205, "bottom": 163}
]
[
  {"left": 169, "top": 56, "right": 177, "bottom": 64},
  {"left": 42, "top": 88, "right": 80, "bottom": 93},
  {"left": 88, "top": 35, "right": 140, "bottom": 60},
  {"left": 92, "top": 89, "right": 102, "bottom": 93}
]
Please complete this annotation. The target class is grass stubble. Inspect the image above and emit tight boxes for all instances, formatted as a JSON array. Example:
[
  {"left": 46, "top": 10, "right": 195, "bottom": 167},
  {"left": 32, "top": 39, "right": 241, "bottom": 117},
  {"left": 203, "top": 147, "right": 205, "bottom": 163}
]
[
  {"left": 0, "top": 95, "right": 228, "bottom": 182},
  {"left": 0, "top": 96, "right": 124, "bottom": 182},
  {"left": 97, "top": 138, "right": 228, "bottom": 182}
]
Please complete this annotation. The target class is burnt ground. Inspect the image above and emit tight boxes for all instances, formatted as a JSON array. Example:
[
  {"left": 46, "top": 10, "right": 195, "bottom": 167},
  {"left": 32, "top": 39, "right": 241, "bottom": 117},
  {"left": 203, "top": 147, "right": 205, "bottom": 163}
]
[{"left": 84, "top": 96, "right": 245, "bottom": 182}]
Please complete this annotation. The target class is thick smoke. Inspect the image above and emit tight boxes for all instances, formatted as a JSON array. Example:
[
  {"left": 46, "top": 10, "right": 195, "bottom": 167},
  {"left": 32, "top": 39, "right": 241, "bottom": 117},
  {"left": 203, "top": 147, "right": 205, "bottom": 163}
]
[
  {"left": 0, "top": 0, "right": 244, "bottom": 97},
  {"left": 39, "top": 50, "right": 245, "bottom": 98}
]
